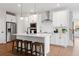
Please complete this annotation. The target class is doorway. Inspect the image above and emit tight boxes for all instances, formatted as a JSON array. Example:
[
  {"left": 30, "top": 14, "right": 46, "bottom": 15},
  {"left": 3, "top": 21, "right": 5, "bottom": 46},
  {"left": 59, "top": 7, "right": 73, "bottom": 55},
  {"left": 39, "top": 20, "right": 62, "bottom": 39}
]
[
  {"left": 72, "top": 21, "right": 79, "bottom": 46},
  {"left": 6, "top": 22, "right": 16, "bottom": 43}
]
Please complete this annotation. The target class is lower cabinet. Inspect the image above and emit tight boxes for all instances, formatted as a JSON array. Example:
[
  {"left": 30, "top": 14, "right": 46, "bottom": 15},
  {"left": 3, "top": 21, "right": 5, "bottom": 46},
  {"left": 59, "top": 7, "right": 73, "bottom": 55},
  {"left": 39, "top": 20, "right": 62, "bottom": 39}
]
[{"left": 50, "top": 33, "right": 69, "bottom": 47}]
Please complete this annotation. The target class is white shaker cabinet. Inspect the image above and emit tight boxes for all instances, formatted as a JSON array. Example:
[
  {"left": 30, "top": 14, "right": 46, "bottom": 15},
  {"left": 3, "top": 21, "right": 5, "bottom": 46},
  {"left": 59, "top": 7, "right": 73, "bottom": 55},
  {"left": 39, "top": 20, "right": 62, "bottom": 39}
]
[
  {"left": 53, "top": 10, "right": 69, "bottom": 27},
  {"left": 6, "top": 14, "right": 16, "bottom": 23},
  {"left": 51, "top": 10, "right": 71, "bottom": 47}
]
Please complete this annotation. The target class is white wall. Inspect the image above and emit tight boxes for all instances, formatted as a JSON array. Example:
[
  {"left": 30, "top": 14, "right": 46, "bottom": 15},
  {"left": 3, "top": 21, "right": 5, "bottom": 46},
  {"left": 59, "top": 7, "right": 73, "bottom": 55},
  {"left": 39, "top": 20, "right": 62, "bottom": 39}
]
[
  {"left": 73, "top": 11, "right": 79, "bottom": 21},
  {"left": 16, "top": 16, "right": 25, "bottom": 34},
  {"left": 0, "top": 9, "right": 6, "bottom": 43},
  {"left": 23, "top": 17, "right": 30, "bottom": 33}
]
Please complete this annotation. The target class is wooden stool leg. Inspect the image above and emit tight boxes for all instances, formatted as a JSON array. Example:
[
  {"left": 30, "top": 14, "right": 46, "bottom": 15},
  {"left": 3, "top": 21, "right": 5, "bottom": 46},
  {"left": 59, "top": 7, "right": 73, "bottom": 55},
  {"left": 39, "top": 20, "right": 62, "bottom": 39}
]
[
  {"left": 20, "top": 42, "right": 22, "bottom": 54},
  {"left": 24, "top": 42, "right": 27, "bottom": 55},
  {"left": 25, "top": 44, "right": 27, "bottom": 55},
  {"left": 30, "top": 43, "right": 32, "bottom": 55},
  {"left": 39, "top": 46, "right": 41, "bottom": 56},
  {"left": 42, "top": 44, "right": 44, "bottom": 56},
  {"left": 32, "top": 44, "right": 33, "bottom": 56},
  {"left": 16, "top": 41, "right": 19, "bottom": 52},
  {"left": 12, "top": 41, "right": 15, "bottom": 52},
  {"left": 36, "top": 45, "right": 38, "bottom": 56},
  {"left": 27, "top": 42, "right": 28, "bottom": 55}
]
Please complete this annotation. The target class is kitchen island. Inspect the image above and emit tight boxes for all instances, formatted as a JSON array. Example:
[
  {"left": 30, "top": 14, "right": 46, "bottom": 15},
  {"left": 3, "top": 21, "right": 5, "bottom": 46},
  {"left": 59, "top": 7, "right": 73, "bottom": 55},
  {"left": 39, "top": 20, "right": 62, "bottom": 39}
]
[{"left": 12, "top": 33, "right": 51, "bottom": 56}]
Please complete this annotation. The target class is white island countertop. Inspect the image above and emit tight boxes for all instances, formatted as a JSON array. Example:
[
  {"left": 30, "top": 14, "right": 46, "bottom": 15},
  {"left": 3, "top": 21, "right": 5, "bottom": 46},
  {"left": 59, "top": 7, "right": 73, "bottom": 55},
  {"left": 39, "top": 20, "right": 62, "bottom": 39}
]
[
  {"left": 12, "top": 33, "right": 51, "bottom": 56},
  {"left": 12, "top": 33, "right": 51, "bottom": 37}
]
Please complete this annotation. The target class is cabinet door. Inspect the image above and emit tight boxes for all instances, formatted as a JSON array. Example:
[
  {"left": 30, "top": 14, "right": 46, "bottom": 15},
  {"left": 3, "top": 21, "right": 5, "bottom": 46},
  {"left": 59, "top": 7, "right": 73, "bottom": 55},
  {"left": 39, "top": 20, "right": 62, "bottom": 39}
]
[
  {"left": 6, "top": 14, "right": 16, "bottom": 23},
  {"left": 11, "top": 16, "right": 16, "bottom": 23},
  {"left": 6, "top": 15, "right": 12, "bottom": 22},
  {"left": 53, "top": 10, "right": 69, "bottom": 27}
]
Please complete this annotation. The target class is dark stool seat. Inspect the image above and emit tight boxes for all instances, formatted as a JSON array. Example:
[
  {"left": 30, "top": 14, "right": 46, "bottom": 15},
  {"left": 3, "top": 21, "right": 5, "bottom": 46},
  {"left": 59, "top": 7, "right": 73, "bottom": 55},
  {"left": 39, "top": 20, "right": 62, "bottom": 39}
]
[{"left": 32, "top": 42, "right": 44, "bottom": 56}]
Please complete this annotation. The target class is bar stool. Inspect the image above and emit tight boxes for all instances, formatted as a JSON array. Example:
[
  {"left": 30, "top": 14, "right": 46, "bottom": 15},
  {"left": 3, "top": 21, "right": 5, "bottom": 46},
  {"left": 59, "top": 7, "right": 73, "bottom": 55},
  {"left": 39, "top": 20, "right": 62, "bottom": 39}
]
[
  {"left": 12, "top": 39, "right": 17, "bottom": 52},
  {"left": 22, "top": 40, "right": 28, "bottom": 55},
  {"left": 32, "top": 42, "right": 44, "bottom": 56},
  {"left": 23, "top": 40, "right": 32, "bottom": 56},
  {"left": 12, "top": 39, "right": 23, "bottom": 55}
]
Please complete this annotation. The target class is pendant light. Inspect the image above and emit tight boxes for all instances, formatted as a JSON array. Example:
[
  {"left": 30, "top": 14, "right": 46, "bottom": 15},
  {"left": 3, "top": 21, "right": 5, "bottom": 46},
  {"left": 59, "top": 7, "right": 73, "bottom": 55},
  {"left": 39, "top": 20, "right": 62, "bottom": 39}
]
[
  {"left": 34, "top": 3, "right": 37, "bottom": 14},
  {"left": 57, "top": 3, "right": 60, "bottom": 7},
  {"left": 20, "top": 3, "right": 23, "bottom": 20},
  {"left": 30, "top": 3, "right": 37, "bottom": 14}
]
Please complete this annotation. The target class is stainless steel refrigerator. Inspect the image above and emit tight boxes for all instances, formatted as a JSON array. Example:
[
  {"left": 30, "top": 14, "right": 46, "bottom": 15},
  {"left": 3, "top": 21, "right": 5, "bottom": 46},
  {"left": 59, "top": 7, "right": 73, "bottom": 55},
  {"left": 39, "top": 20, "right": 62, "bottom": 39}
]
[{"left": 6, "top": 22, "right": 16, "bottom": 42}]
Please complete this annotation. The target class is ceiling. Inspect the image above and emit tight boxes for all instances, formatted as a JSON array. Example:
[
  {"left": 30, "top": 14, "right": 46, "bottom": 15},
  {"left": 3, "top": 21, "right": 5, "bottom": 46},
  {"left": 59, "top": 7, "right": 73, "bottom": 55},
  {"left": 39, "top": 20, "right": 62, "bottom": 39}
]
[{"left": 0, "top": 3, "right": 79, "bottom": 15}]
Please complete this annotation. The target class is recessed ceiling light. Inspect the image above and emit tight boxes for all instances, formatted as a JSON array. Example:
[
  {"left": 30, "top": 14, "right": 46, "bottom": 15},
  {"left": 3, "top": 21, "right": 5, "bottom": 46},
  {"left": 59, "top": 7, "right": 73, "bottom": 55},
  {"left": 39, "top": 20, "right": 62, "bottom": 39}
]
[
  {"left": 17, "top": 4, "right": 21, "bottom": 7},
  {"left": 57, "top": 3, "right": 60, "bottom": 7}
]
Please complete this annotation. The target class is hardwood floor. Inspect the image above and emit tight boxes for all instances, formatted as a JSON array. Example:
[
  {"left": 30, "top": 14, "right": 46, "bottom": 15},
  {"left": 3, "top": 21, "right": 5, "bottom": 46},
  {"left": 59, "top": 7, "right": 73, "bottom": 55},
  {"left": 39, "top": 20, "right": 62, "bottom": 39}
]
[
  {"left": 0, "top": 38, "right": 79, "bottom": 56},
  {"left": 0, "top": 43, "right": 14, "bottom": 56},
  {"left": 48, "top": 38, "right": 79, "bottom": 56}
]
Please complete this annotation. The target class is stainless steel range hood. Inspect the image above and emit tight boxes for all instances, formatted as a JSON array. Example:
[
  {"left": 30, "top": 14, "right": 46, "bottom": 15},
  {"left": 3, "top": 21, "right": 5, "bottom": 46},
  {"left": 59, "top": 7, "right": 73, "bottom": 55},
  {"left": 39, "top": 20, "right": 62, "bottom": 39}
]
[{"left": 42, "top": 11, "right": 52, "bottom": 22}]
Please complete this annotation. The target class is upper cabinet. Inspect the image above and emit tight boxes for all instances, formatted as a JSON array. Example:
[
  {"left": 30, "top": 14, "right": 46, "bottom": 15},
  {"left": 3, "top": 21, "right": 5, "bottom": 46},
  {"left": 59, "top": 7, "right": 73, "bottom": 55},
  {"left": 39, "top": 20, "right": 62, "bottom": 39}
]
[
  {"left": 53, "top": 10, "right": 69, "bottom": 27},
  {"left": 6, "top": 14, "right": 16, "bottom": 23}
]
